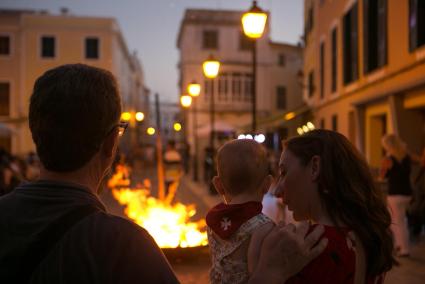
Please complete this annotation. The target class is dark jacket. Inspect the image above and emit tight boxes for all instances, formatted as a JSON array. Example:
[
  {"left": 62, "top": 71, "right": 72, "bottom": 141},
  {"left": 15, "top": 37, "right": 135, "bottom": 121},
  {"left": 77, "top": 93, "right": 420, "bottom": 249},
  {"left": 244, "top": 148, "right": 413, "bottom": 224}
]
[{"left": 0, "top": 180, "right": 179, "bottom": 283}]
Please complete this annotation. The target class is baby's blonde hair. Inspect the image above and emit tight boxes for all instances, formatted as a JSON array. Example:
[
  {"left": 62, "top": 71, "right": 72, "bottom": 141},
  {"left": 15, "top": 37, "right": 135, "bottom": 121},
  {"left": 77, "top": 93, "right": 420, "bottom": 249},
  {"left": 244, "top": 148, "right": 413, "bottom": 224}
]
[{"left": 216, "top": 139, "right": 268, "bottom": 195}]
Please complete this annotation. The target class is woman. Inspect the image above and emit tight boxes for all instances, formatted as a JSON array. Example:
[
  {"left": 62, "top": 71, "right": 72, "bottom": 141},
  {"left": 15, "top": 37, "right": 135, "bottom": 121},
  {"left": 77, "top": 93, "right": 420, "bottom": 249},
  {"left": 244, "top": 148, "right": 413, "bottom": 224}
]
[
  {"left": 380, "top": 134, "right": 416, "bottom": 257},
  {"left": 275, "top": 129, "right": 396, "bottom": 283}
]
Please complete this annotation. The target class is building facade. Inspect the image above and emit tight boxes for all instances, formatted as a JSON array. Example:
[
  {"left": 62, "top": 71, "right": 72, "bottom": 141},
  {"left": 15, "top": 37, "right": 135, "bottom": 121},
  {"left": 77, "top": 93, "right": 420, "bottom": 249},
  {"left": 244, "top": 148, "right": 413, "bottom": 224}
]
[
  {"left": 177, "top": 9, "right": 304, "bottom": 178},
  {"left": 303, "top": 0, "right": 425, "bottom": 169},
  {"left": 0, "top": 9, "right": 149, "bottom": 155}
]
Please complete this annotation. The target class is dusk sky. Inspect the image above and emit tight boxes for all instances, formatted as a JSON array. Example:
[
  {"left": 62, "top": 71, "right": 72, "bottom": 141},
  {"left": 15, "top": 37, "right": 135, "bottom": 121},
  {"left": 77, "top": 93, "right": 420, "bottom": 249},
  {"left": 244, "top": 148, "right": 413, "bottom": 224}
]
[{"left": 0, "top": 0, "right": 304, "bottom": 102}]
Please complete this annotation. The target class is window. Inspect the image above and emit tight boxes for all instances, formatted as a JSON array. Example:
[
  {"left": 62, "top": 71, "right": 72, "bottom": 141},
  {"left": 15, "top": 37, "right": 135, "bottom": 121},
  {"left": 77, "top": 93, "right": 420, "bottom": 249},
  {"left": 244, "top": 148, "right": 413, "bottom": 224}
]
[
  {"left": 239, "top": 32, "right": 253, "bottom": 50},
  {"left": 308, "top": 71, "right": 315, "bottom": 98},
  {"left": 0, "top": 36, "right": 10, "bottom": 55},
  {"left": 202, "top": 30, "right": 218, "bottom": 49},
  {"left": 364, "top": 0, "right": 387, "bottom": 73},
  {"left": 218, "top": 73, "right": 229, "bottom": 102},
  {"left": 276, "top": 86, "right": 287, "bottom": 110},
  {"left": 331, "top": 114, "right": 338, "bottom": 131},
  {"left": 243, "top": 73, "right": 252, "bottom": 102},
  {"left": 278, "top": 53, "right": 286, "bottom": 66},
  {"left": 0, "top": 83, "right": 10, "bottom": 116},
  {"left": 320, "top": 42, "right": 325, "bottom": 99},
  {"left": 304, "top": 5, "right": 314, "bottom": 42},
  {"left": 41, "top": 36, "right": 55, "bottom": 58},
  {"left": 232, "top": 73, "right": 242, "bottom": 101},
  {"left": 331, "top": 27, "right": 338, "bottom": 92},
  {"left": 85, "top": 37, "right": 99, "bottom": 59},
  {"left": 343, "top": 3, "right": 358, "bottom": 84},
  {"left": 409, "top": 0, "right": 425, "bottom": 51}
]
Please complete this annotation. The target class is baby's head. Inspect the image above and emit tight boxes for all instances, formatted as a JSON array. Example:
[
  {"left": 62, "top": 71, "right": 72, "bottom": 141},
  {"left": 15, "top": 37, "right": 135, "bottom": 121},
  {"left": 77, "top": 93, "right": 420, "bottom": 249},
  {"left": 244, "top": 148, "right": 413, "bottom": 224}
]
[{"left": 213, "top": 139, "right": 271, "bottom": 202}]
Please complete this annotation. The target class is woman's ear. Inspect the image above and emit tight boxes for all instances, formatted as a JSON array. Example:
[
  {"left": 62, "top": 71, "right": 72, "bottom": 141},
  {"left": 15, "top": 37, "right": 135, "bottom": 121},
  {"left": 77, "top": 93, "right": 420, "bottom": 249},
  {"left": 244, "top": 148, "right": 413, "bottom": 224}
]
[{"left": 310, "top": 155, "right": 321, "bottom": 181}]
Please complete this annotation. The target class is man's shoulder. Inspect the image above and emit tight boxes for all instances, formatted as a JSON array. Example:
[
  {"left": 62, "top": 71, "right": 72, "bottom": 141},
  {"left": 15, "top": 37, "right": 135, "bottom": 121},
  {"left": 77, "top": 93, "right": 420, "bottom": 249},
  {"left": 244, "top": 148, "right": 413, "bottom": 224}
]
[{"left": 79, "top": 212, "right": 151, "bottom": 239}]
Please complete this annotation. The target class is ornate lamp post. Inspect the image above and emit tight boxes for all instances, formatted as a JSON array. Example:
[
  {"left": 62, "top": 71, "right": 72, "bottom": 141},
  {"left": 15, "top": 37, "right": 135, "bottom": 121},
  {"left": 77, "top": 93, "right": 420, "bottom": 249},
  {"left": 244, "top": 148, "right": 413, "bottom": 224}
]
[
  {"left": 202, "top": 55, "right": 220, "bottom": 150},
  {"left": 187, "top": 81, "right": 201, "bottom": 181},
  {"left": 242, "top": 0, "right": 267, "bottom": 133}
]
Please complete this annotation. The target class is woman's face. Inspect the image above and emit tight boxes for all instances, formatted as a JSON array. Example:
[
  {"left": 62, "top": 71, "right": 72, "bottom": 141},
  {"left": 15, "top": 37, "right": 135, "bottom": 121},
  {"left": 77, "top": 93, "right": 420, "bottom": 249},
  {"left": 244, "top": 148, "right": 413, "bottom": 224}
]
[{"left": 275, "top": 149, "right": 319, "bottom": 221}]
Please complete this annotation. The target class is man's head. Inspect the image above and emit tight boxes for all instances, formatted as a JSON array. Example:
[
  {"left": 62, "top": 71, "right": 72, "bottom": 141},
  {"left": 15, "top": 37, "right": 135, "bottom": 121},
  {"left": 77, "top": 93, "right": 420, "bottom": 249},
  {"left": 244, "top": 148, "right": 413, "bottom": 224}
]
[
  {"left": 29, "top": 64, "right": 122, "bottom": 173},
  {"left": 213, "top": 139, "right": 270, "bottom": 199}
]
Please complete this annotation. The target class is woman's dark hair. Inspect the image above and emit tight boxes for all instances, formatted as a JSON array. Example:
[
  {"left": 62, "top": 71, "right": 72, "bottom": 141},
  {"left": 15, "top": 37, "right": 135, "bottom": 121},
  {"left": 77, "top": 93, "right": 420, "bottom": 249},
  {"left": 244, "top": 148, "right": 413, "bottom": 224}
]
[
  {"left": 284, "top": 129, "right": 396, "bottom": 276},
  {"left": 29, "top": 64, "right": 121, "bottom": 172}
]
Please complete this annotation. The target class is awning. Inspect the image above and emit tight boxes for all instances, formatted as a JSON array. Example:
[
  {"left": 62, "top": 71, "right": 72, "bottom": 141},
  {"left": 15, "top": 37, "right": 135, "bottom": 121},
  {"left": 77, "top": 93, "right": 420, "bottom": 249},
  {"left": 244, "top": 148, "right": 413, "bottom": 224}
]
[{"left": 238, "top": 104, "right": 311, "bottom": 132}]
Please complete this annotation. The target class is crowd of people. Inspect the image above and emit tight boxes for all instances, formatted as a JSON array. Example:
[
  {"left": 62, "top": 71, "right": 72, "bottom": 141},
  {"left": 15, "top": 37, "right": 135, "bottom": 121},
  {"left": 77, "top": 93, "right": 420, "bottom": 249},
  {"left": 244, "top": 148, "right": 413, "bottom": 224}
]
[{"left": 0, "top": 149, "right": 40, "bottom": 196}]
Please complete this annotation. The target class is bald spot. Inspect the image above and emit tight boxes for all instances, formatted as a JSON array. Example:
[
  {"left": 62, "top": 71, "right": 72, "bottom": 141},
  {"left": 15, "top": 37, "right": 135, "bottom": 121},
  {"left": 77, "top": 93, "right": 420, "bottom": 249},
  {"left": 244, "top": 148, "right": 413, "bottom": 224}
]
[{"left": 217, "top": 139, "right": 269, "bottom": 195}]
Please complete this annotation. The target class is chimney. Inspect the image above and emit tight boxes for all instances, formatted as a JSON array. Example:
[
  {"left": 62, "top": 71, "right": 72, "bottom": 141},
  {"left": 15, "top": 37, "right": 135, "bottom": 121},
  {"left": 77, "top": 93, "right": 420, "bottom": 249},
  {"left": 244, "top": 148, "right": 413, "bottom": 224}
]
[{"left": 60, "top": 7, "right": 69, "bottom": 15}]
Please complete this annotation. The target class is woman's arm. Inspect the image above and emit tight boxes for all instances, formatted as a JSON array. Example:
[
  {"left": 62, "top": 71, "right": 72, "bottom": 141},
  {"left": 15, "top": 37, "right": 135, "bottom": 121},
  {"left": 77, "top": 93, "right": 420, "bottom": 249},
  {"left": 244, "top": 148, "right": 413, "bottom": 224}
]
[
  {"left": 248, "top": 222, "right": 327, "bottom": 284},
  {"left": 248, "top": 222, "right": 275, "bottom": 273}
]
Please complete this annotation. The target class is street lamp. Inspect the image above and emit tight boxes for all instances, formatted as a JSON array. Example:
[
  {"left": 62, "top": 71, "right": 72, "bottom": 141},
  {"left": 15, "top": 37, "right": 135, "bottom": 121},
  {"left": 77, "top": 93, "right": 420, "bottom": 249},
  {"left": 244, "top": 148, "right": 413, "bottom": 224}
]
[
  {"left": 202, "top": 55, "right": 220, "bottom": 151},
  {"left": 242, "top": 0, "right": 267, "bottom": 133},
  {"left": 121, "top": 111, "right": 132, "bottom": 122},
  {"left": 147, "top": 127, "right": 155, "bottom": 135},
  {"left": 180, "top": 95, "right": 192, "bottom": 108},
  {"left": 187, "top": 81, "right": 201, "bottom": 97},
  {"left": 173, "top": 122, "right": 182, "bottom": 132},
  {"left": 135, "top": 112, "right": 145, "bottom": 122},
  {"left": 188, "top": 81, "right": 201, "bottom": 181}
]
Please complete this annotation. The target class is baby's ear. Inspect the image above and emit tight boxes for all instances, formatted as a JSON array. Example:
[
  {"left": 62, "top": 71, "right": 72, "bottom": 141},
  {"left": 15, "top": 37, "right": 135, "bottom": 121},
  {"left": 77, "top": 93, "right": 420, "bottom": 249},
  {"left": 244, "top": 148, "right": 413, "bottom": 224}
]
[{"left": 212, "top": 176, "right": 225, "bottom": 196}]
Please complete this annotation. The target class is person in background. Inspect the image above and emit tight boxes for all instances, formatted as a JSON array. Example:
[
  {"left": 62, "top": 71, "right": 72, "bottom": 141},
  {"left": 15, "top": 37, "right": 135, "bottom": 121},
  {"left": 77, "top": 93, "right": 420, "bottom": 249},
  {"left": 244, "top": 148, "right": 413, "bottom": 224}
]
[
  {"left": 380, "top": 134, "right": 421, "bottom": 256},
  {"left": 163, "top": 140, "right": 183, "bottom": 195}
]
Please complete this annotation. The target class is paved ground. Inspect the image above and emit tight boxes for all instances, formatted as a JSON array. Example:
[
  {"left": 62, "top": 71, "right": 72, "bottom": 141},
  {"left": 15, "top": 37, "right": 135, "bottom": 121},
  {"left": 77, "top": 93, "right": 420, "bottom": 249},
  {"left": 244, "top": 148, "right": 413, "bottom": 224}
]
[{"left": 100, "top": 164, "right": 425, "bottom": 284}]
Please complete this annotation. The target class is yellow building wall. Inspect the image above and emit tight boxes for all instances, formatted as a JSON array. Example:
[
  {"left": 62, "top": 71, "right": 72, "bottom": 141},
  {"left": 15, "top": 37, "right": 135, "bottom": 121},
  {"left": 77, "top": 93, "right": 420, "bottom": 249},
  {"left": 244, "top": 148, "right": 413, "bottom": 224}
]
[{"left": 305, "top": 0, "right": 425, "bottom": 163}]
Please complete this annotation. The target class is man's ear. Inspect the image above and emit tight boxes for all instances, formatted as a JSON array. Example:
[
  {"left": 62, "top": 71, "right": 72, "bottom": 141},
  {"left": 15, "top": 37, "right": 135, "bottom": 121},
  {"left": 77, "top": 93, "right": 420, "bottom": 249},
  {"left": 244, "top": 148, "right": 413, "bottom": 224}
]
[
  {"left": 310, "top": 155, "right": 321, "bottom": 181},
  {"left": 101, "top": 130, "right": 118, "bottom": 159},
  {"left": 212, "top": 176, "right": 225, "bottom": 196}
]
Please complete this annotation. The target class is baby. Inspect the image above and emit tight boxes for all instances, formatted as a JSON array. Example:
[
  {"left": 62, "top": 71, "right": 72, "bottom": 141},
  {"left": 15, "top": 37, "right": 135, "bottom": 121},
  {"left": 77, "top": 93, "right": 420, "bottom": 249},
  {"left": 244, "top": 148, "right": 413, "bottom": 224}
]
[{"left": 206, "top": 139, "right": 274, "bottom": 284}]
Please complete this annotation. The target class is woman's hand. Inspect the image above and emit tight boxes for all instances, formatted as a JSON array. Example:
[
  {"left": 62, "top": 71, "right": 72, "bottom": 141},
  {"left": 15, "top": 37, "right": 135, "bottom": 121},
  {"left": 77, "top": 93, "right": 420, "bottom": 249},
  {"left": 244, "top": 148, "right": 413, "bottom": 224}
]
[{"left": 249, "top": 222, "right": 327, "bottom": 284}]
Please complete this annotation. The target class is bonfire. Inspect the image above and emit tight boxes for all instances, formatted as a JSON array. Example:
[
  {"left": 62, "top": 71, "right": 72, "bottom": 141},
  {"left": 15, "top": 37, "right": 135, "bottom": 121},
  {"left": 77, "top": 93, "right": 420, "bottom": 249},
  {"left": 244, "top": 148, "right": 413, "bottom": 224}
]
[{"left": 107, "top": 164, "right": 208, "bottom": 249}]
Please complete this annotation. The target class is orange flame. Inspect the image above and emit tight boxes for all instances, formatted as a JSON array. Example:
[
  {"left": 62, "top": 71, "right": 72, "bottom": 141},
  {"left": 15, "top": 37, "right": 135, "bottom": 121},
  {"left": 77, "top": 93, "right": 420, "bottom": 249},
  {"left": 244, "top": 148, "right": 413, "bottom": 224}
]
[{"left": 108, "top": 164, "right": 208, "bottom": 248}]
